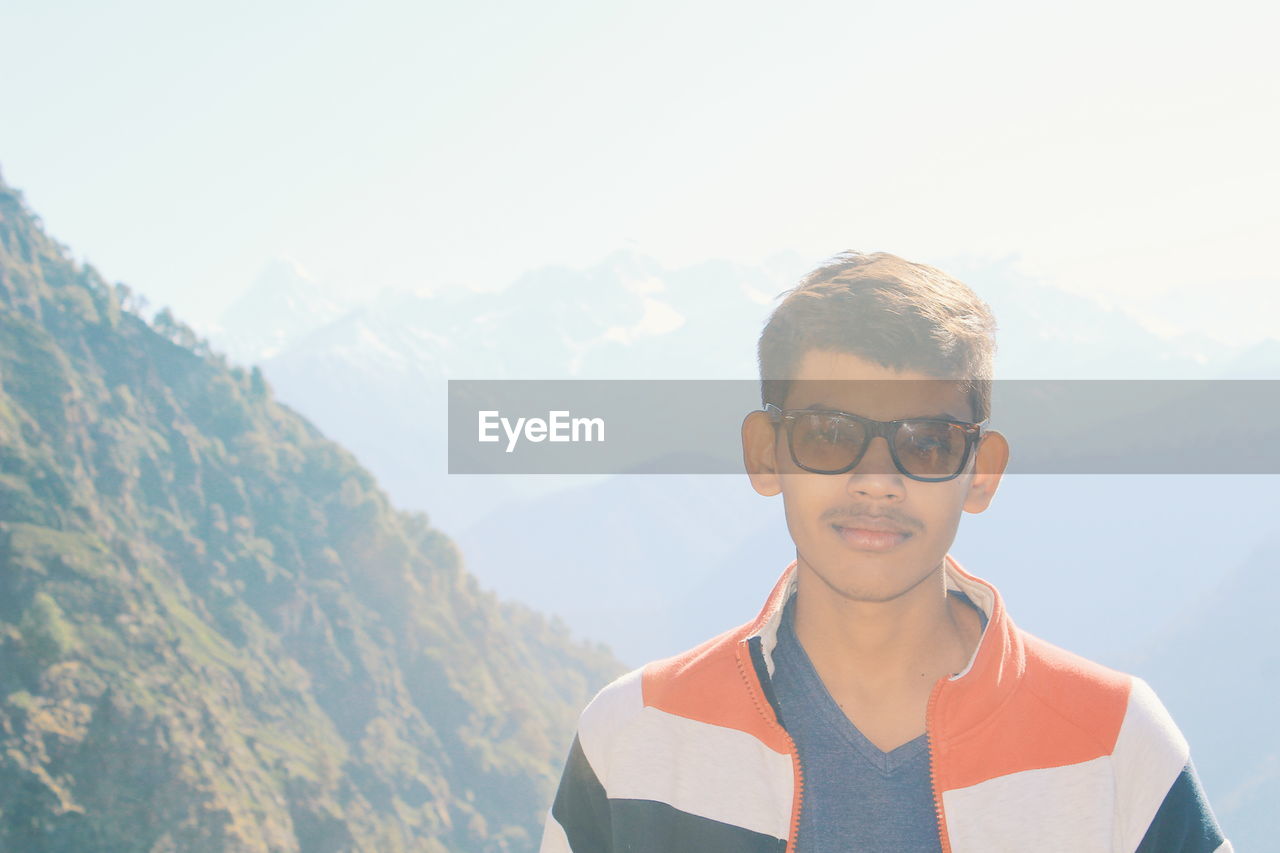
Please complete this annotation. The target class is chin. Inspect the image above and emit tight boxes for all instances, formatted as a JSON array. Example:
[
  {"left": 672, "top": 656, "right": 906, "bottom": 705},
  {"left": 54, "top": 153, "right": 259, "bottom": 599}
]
[{"left": 807, "top": 558, "right": 938, "bottom": 604}]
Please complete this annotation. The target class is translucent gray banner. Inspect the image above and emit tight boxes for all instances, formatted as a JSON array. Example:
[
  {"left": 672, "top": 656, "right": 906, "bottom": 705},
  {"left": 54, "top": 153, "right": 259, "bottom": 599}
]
[{"left": 447, "top": 380, "right": 1280, "bottom": 474}]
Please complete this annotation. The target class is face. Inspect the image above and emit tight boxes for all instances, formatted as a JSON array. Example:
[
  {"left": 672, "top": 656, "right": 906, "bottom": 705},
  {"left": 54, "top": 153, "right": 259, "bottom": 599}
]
[{"left": 742, "top": 349, "right": 1009, "bottom": 604}]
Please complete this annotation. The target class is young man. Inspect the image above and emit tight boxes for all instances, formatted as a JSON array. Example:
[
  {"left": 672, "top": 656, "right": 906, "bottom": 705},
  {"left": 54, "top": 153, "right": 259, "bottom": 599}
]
[{"left": 539, "top": 252, "right": 1230, "bottom": 852}]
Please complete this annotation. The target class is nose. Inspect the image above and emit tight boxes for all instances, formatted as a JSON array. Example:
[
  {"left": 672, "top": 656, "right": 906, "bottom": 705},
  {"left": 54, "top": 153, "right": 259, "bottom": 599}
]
[{"left": 846, "top": 435, "right": 905, "bottom": 499}]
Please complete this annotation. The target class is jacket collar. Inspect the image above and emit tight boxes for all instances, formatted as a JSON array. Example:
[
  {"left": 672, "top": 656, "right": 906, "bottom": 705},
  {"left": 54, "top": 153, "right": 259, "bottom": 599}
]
[{"left": 738, "top": 554, "right": 1026, "bottom": 737}]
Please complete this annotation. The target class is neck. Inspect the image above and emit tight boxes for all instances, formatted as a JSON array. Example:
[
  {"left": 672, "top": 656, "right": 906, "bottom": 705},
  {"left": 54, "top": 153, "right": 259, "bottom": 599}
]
[{"left": 790, "top": 559, "right": 982, "bottom": 696}]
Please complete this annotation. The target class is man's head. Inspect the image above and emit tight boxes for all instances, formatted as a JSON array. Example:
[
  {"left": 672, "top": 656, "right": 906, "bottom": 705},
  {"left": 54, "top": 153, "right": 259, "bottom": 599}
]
[
  {"left": 757, "top": 251, "right": 997, "bottom": 421},
  {"left": 741, "top": 251, "right": 1009, "bottom": 604}
]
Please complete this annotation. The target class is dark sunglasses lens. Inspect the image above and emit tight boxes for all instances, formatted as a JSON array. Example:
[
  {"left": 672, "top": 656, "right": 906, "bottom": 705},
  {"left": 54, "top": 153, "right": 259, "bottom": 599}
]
[
  {"left": 791, "top": 412, "right": 868, "bottom": 473},
  {"left": 893, "top": 421, "right": 969, "bottom": 479}
]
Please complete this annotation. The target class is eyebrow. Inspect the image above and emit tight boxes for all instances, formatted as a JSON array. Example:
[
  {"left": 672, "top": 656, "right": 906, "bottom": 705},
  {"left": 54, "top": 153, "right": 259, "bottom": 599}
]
[{"left": 799, "top": 402, "right": 970, "bottom": 421}]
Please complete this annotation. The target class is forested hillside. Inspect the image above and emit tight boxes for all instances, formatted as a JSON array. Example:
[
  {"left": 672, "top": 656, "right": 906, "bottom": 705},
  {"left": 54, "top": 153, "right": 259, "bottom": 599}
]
[{"left": 0, "top": 173, "right": 622, "bottom": 852}]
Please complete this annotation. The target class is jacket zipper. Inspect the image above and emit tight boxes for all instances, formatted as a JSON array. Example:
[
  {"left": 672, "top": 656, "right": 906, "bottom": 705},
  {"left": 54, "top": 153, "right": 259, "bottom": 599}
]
[
  {"left": 736, "top": 641, "right": 804, "bottom": 851},
  {"left": 925, "top": 677, "right": 952, "bottom": 853},
  {"left": 781, "top": 718, "right": 804, "bottom": 851}
]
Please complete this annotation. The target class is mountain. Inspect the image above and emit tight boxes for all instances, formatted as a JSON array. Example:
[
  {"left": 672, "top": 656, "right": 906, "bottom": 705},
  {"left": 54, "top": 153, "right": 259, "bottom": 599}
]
[
  {"left": 211, "top": 258, "right": 356, "bottom": 366},
  {"left": 225, "top": 251, "right": 800, "bottom": 533},
  {"left": 226, "top": 249, "right": 813, "bottom": 380},
  {"left": 1116, "top": 529, "right": 1280, "bottom": 850},
  {"left": 938, "top": 254, "right": 1257, "bottom": 380},
  {"left": 0, "top": 174, "right": 623, "bottom": 852}
]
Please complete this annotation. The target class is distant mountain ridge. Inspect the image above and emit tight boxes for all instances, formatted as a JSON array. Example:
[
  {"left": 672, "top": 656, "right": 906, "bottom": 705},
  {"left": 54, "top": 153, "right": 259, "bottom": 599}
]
[
  {"left": 215, "top": 249, "right": 1276, "bottom": 384},
  {"left": 0, "top": 174, "right": 622, "bottom": 851},
  {"left": 214, "top": 258, "right": 353, "bottom": 364},
  {"left": 210, "top": 248, "right": 810, "bottom": 380}
]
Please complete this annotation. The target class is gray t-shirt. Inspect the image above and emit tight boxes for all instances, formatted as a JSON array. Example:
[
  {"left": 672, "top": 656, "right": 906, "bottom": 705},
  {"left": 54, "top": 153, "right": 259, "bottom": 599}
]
[{"left": 771, "top": 591, "right": 988, "bottom": 852}]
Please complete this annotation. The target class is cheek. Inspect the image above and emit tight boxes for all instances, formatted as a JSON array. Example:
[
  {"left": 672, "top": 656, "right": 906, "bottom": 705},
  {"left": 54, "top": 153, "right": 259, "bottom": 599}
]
[
  {"left": 922, "top": 490, "right": 970, "bottom": 539},
  {"left": 777, "top": 478, "right": 804, "bottom": 533},
  {"left": 777, "top": 476, "right": 840, "bottom": 539}
]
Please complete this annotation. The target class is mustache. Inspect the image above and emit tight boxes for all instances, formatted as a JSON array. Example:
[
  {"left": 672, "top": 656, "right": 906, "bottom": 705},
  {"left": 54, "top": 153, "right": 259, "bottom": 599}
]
[{"left": 823, "top": 509, "right": 919, "bottom": 532}]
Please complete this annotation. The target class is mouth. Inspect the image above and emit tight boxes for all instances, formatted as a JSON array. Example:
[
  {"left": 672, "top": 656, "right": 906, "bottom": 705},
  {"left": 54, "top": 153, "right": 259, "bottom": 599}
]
[{"left": 831, "top": 522, "right": 912, "bottom": 552}]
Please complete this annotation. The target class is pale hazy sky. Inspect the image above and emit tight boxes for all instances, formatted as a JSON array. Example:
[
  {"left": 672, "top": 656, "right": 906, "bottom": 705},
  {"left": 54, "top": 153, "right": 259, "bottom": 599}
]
[{"left": 2, "top": 0, "right": 1277, "bottom": 344}]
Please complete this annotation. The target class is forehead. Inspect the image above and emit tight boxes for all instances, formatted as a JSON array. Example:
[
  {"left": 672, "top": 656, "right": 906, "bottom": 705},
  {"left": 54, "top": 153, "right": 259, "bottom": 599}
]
[{"left": 783, "top": 349, "right": 972, "bottom": 421}]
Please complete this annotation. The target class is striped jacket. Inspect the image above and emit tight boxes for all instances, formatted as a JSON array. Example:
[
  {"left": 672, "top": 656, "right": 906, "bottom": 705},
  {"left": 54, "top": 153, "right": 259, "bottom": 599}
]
[{"left": 541, "top": 555, "right": 1231, "bottom": 852}]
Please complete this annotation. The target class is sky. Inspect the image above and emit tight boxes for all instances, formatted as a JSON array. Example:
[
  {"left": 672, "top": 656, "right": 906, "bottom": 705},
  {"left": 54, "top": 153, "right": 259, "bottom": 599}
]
[{"left": 1, "top": 0, "right": 1277, "bottom": 345}]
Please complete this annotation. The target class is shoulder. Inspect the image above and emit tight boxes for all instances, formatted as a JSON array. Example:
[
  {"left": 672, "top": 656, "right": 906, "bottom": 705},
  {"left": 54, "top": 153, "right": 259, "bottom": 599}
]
[
  {"left": 579, "top": 620, "right": 758, "bottom": 736},
  {"left": 1018, "top": 629, "right": 1134, "bottom": 734},
  {"left": 576, "top": 665, "right": 646, "bottom": 745},
  {"left": 573, "top": 620, "right": 790, "bottom": 784},
  {"left": 1016, "top": 631, "right": 1195, "bottom": 819},
  {"left": 1017, "top": 630, "right": 1186, "bottom": 750},
  {"left": 577, "top": 620, "right": 748, "bottom": 731},
  {"left": 558, "top": 627, "right": 800, "bottom": 849},
  {"left": 939, "top": 624, "right": 1226, "bottom": 851}
]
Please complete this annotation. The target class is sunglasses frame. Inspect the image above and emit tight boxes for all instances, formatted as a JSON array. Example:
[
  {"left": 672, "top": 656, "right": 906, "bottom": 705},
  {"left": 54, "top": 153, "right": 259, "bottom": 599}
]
[{"left": 763, "top": 402, "right": 989, "bottom": 482}]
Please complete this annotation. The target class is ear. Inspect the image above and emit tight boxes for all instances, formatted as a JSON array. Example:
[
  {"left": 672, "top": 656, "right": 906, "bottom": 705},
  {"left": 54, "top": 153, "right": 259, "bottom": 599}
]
[
  {"left": 742, "top": 410, "right": 783, "bottom": 497},
  {"left": 963, "top": 429, "right": 1010, "bottom": 513}
]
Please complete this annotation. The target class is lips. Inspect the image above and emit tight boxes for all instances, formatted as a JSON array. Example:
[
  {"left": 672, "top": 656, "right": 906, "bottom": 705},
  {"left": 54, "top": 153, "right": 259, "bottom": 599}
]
[{"left": 831, "top": 515, "right": 913, "bottom": 552}]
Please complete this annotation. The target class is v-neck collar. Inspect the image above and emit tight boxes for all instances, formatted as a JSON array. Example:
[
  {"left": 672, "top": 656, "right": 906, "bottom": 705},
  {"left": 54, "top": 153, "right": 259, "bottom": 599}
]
[{"left": 775, "top": 593, "right": 929, "bottom": 774}]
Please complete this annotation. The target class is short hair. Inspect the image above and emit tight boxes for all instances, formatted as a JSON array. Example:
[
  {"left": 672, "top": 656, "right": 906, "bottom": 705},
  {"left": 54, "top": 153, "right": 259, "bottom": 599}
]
[{"left": 757, "top": 251, "right": 998, "bottom": 421}]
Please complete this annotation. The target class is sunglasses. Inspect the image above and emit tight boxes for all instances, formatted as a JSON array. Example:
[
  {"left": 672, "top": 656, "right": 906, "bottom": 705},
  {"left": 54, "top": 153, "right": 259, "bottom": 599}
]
[{"left": 764, "top": 403, "right": 988, "bottom": 482}]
